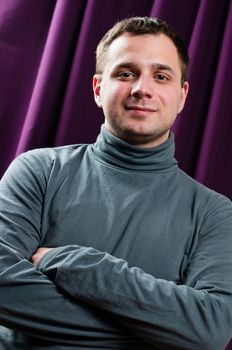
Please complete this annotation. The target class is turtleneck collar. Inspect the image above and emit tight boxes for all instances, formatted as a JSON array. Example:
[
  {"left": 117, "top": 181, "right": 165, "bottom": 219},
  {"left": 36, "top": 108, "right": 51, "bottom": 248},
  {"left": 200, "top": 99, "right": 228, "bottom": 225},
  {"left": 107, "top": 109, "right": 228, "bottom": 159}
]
[{"left": 92, "top": 125, "right": 177, "bottom": 172}]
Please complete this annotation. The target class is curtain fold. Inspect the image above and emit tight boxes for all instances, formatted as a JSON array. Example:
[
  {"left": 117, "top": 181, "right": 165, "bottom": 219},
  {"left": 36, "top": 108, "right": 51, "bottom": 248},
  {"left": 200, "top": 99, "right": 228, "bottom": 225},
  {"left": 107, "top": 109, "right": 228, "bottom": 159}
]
[
  {"left": 15, "top": 0, "right": 87, "bottom": 154},
  {"left": 195, "top": 1, "right": 232, "bottom": 197},
  {"left": 0, "top": 0, "right": 55, "bottom": 173},
  {"left": 172, "top": 0, "right": 230, "bottom": 178}
]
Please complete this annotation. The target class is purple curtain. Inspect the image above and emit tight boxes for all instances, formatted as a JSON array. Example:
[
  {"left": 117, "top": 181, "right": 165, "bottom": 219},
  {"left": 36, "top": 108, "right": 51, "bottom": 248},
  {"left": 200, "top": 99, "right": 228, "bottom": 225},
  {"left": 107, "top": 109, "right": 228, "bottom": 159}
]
[{"left": 0, "top": 0, "right": 232, "bottom": 346}]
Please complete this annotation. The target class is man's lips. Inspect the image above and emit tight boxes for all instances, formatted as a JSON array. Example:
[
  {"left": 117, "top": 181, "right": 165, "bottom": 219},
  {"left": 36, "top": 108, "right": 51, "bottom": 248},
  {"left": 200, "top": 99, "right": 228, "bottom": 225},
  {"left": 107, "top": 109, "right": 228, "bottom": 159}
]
[{"left": 125, "top": 106, "right": 157, "bottom": 112}]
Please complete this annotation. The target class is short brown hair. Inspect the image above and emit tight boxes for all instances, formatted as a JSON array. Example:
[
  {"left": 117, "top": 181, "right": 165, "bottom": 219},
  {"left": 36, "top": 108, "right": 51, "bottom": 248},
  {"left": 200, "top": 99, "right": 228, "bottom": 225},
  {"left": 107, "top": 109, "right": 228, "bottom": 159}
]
[{"left": 95, "top": 16, "right": 189, "bottom": 86}]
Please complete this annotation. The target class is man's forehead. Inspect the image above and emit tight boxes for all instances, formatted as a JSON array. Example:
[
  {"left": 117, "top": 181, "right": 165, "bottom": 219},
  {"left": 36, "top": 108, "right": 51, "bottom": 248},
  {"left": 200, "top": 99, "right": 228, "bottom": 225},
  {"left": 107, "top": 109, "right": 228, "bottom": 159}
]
[
  {"left": 107, "top": 33, "right": 178, "bottom": 58},
  {"left": 103, "top": 33, "right": 182, "bottom": 75},
  {"left": 109, "top": 32, "right": 172, "bottom": 47}
]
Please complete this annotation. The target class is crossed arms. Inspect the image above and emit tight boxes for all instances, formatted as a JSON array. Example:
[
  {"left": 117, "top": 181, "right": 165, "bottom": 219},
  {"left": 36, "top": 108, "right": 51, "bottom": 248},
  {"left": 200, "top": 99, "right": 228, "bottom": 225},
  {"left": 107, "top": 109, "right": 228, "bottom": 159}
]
[{"left": 1, "top": 153, "right": 232, "bottom": 349}]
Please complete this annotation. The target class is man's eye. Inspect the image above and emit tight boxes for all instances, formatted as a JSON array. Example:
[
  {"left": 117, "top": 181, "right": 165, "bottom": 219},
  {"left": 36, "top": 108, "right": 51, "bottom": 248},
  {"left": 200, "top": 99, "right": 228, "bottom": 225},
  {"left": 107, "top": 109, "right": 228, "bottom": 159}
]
[
  {"left": 118, "top": 72, "right": 135, "bottom": 78},
  {"left": 156, "top": 74, "right": 168, "bottom": 81}
]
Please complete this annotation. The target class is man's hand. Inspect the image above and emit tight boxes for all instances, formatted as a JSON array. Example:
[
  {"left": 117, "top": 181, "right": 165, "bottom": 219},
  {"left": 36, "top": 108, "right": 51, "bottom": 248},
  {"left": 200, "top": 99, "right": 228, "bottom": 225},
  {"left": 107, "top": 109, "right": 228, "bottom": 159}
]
[{"left": 31, "top": 247, "right": 54, "bottom": 266}]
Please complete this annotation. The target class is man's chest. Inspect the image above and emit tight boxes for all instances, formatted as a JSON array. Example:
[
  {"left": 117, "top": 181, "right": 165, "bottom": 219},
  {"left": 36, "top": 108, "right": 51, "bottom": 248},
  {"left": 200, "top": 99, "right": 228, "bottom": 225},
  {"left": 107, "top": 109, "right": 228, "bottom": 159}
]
[{"left": 40, "top": 174, "right": 196, "bottom": 284}]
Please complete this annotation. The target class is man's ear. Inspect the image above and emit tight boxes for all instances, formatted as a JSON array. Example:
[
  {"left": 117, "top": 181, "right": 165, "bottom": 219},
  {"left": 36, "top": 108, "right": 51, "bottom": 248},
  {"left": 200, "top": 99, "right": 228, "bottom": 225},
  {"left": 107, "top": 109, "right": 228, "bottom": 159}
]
[
  {"left": 178, "top": 81, "right": 189, "bottom": 114},
  {"left": 93, "top": 74, "right": 102, "bottom": 108}
]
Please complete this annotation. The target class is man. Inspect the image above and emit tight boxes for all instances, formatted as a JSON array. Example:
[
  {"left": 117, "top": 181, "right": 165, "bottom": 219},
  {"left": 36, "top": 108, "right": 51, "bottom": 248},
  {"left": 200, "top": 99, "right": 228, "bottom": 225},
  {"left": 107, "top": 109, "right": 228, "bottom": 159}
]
[{"left": 0, "top": 16, "right": 232, "bottom": 349}]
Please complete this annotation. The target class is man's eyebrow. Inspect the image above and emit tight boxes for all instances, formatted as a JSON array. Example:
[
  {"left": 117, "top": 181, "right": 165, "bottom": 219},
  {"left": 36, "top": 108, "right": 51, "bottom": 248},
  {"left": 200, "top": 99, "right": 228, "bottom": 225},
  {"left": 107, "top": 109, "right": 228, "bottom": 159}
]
[
  {"left": 152, "top": 63, "right": 174, "bottom": 73},
  {"left": 113, "top": 62, "right": 139, "bottom": 70},
  {"left": 112, "top": 62, "right": 175, "bottom": 74}
]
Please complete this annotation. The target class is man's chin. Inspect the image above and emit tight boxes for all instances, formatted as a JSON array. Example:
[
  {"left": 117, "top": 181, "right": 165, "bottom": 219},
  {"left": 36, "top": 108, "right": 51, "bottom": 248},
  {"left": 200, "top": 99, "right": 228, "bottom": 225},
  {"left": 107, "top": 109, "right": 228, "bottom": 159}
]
[
  {"left": 118, "top": 126, "right": 169, "bottom": 147},
  {"left": 118, "top": 131, "right": 158, "bottom": 147}
]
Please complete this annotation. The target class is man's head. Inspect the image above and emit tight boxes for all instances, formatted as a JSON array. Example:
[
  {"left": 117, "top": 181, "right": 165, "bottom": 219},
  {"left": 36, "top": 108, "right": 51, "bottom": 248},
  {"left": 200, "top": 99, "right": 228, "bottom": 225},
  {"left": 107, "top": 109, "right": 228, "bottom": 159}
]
[
  {"left": 96, "top": 16, "right": 189, "bottom": 86},
  {"left": 93, "top": 17, "right": 189, "bottom": 148}
]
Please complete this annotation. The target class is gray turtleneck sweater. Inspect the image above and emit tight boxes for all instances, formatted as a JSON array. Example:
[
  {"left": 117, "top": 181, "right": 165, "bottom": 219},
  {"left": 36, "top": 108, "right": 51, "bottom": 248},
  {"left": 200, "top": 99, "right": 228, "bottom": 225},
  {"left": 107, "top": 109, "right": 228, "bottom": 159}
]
[{"left": 0, "top": 126, "right": 232, "bottom": 349}]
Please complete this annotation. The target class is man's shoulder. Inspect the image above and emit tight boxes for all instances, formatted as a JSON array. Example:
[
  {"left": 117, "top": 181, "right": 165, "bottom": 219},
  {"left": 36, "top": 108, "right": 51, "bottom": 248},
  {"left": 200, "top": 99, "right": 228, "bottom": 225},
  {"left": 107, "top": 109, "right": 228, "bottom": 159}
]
[
  {"left": 178, "top": 167, "right": 232, "bottom": 209},
  {"left": 1, "top": 143, "right": 92, "bottom": 185},
  {"left": 18, "top": 143, "right": 90, "bottom": 169},
  {"left": 21, "top": 143, "right": 89, "bottom": 160}
]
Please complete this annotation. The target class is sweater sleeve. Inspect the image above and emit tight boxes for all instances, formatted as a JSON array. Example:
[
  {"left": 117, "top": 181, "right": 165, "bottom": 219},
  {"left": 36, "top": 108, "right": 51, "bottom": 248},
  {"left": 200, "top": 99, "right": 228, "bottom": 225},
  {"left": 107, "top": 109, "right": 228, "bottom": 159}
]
[
  {"left": 0, "top": 154, "right": 129, "bottom": 344},
  {"left": 37, "top": 195, "right": 232, "bottom": 350}
]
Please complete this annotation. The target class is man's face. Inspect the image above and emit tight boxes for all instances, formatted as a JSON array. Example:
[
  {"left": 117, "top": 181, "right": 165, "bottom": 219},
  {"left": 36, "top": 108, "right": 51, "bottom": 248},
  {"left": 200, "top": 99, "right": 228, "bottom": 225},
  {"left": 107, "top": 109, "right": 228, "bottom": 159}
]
[{"left": 93, "top": 33, "right": 189, "bottom": 147}]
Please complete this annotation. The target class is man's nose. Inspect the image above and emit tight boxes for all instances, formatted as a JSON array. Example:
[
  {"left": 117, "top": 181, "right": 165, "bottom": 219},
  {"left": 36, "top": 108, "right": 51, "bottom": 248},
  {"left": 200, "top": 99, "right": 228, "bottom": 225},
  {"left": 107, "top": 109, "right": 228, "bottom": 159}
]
[{"left": 131, "top": 76, "right": 153, "bottom": 98}]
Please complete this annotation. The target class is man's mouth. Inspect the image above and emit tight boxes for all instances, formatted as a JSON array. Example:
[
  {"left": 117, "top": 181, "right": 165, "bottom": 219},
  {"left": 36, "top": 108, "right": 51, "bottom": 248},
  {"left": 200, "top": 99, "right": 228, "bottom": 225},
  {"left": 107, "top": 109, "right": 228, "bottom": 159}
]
[{"left": 125, "top": 105, "right": 157, "bottom": 112}]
